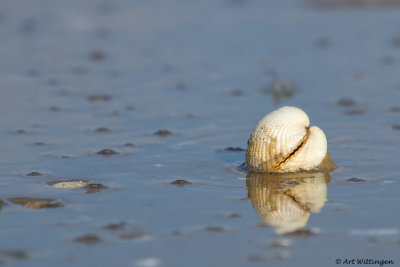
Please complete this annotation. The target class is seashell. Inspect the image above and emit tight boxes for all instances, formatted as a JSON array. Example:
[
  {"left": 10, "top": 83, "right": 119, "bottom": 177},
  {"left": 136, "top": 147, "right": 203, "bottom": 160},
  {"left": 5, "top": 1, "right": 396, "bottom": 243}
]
[
  {"left": 246, "top": 170, "right": 329, "bottom": 234},
  {"left": 246, "top": 106, "right": 329, "bottom": 173},
  {"left": 48, "top": 179, "right": 89, "bottom": 188}
]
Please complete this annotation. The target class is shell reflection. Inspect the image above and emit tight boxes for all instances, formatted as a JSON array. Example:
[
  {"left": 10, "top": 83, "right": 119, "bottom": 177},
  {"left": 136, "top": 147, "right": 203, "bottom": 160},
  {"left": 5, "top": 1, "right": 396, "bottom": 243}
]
[{"left": 246, "top": 171, "right": 330, "bottom": 234}]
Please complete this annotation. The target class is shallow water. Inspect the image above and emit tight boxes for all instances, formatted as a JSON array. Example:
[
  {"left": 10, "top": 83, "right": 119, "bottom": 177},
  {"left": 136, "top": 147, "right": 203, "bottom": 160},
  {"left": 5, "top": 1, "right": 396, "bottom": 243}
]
[{"left": 1, "top": 0, "right": 400, "bottom": 266}]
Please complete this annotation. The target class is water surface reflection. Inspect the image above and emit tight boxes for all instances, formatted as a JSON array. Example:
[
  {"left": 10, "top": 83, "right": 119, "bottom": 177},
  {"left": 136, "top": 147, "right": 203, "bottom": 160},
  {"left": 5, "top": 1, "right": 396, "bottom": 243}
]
[{"left": 246, "top": 171, "right": 331, "bottom": 234}]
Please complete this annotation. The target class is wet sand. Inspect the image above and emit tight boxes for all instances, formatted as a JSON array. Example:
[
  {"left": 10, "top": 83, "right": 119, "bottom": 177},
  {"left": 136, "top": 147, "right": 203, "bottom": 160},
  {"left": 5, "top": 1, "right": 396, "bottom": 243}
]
[{"left": 0, "top": 0, "right": 400, "bottom": 266}]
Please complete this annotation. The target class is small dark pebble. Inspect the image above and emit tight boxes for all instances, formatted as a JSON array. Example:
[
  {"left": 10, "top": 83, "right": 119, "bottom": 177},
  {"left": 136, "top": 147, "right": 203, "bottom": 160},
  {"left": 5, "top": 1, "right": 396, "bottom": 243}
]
[
  {"left": 124, "top": 143, "right": 135, "bottom": 147},
  {"left": 170, "top": 179, "right": 192, "bottom": 186},
  {"left": 162, "top": 64, "right": 173, "bottom": 72},
  {"left": 231, "top": 89, "right": 244, "bottom": 96},
  {"left": 0, "top": 199, "right": 5, "bottom": 211},
  {"left": 257, "top": 222, "right": 269, "bottom": 227},
  {"left": 8, "top": 197, "right": 64, "bottom": 209},
  {"left": 389, "top": 106, "right": 400, "bottom": 112},
  {"left": 71, "top": 66, "right": 88, "bottom": 75},
  {"left": 392, "top": 124, "right": 400, "bottom": 130},
  {"left": 95, "top": 127, "right": 110, "bottom": 133},
  {"left": 353, "top": 73, "right": 365, "bottom": 81},
  {"left": 103, "top": 222, "right": 126, "bottom": 231},
  {"left": 102, "top": 222, "right": 145, "bottom": 240},
  {"left": 26, "top": 69, "right": 39, "bottom": 77},
  {"left": 21, "top": 18, "right": 36, "bottom": 33},
  {"left": 224, "top": 147, "right": 245, "bottom": 152},
  {"left": 46, "top": 77, "right": 61, "bottom": 86},
  {"left": 153, "top": 130, "right": 172, "bottom": 137},
  {"left": 85, "top": 183, "right": 107, "bottom": 193},
  {"left": 49, "top": 106, "right": 61, "bottom": 112},
  {"left": 86, "top": 183, "right": 106, "bottom": 190},
  {"left": 111, "top": 110, "right": 120, "bottom": 116},
  {"left": 286, "top": 229, "right": 318, "bottom": 238},
  {"left": 125, "top": 105, "right": 135, "bottom": 111},
  {"left": 46, "top": 78, "right": 59, "bottom": 86},
  {"left": 344, "top": 108, "right": 365, "bottom": 115},
  {"left": 204, "top": 226, "right": 225, "bottom": 232},
  {"left": 26, "top": 171, "right": 43, "bottom": 176},
  {"left": 391, "top": 36, "right": 400, "bottom": 48},
  {"left": 14, "top": 129, "right": 26, "bottom": 134},
  {"left": 171, "top": 230, "right": 181, "bottom": 236},
  {"left": 347, "top": 177, "right": 367, "bottom": 182},
  {"left": 229, "top": 213, "right": 242, "bottom": 218},
  {"left": 89, "top": 51, "right": 106, "bottom": 61},
  {"left": 381, "top": 55, "right": 395, "bottom": 66},
  {"left": 97, "top": 149, "right": 118, "bottom": 156},
  {"left": 117, "top": 232, "right": 144, "bottom": 240},
  {"left": 315, "top": 37, "right": 332, "bottom": 48},
  {"left": 0, "top": 250, "right": 27, "bottom": 260},
  {"left": 185, "top": 114, "right": 195, "bottom": 118},
  {"left": 176, "top": 82, "right": 187, "bottom": 90},
  {"left": 33, "top": 142, "right": 45, "bottom": 146},
  {"left": 87, "top": 95, "right": 112, "bottom": 102},
  {"left": 337, "top": 97, "right": 356, "bottom": 107},
  {"left": 75, "top": 234, "right": 101, "bottom": 245},
  {"left": 57, "top": 89, "right": 69, "bottom": 96}
]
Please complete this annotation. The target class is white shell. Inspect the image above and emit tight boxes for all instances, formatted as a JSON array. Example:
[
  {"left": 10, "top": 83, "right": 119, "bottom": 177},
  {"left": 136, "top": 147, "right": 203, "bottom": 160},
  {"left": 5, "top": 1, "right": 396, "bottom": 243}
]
[
  {"left": 246, "top": 106, "right": 327, "bottom": 173},
  {"left": 52, "top": 180, "right": 88, "bottom": 188}
]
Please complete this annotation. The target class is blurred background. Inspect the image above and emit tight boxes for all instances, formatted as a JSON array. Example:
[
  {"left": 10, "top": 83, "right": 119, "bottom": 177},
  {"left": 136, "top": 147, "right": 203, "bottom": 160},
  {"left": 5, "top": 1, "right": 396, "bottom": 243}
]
[{"left": 0, "top": 0, "right": 400, "bottom": 266}]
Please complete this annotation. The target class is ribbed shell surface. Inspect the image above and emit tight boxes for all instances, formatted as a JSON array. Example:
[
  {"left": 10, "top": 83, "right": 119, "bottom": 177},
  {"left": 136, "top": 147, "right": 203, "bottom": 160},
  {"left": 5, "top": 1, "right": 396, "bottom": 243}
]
[
  {"left": 246, "top": 106, "right": 327, "bottom": 173},
  {"left": 280, "top": 126, "right": 327, "bottom": 172}
]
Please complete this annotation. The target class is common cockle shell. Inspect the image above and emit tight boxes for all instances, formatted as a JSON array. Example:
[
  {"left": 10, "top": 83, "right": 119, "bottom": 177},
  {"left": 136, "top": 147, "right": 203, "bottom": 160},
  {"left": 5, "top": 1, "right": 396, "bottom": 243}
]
[{"left": 246, "top": 106, "right": 327, "bottom": 173}]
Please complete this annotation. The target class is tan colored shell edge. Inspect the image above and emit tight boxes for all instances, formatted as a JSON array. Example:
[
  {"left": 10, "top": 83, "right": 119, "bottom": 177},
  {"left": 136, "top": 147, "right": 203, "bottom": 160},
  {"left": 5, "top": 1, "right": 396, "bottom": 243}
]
[
  {"left": 246, "top": 106, "right": 310, "bottom": 172},
  {"left": 272, "top": 127, "right": 310, "bottom": 172},
  {"left": 246, "top": 106, "right": 331, "bottom": 173}
]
